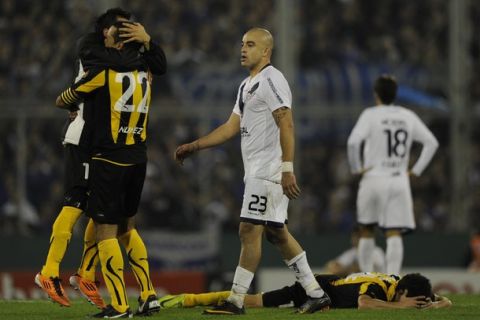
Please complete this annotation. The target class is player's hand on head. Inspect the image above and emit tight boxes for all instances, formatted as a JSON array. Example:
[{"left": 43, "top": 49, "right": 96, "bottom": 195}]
[
  {"left": 398, "top": 291, "right": 429, "bottom": 309},
  {"left": 281, "top": 172, "right": 301, "bottom": 199},
  {"left": 119, "top": 22, "right": 151, "bottom": 44}
]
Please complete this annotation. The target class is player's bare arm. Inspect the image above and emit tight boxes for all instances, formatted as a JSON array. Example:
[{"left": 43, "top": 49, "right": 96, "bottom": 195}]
[
  {"left": 119, "top": 22, "right": 151, "bottom": 48},
  {"left": 357, "top": 292, "right": 430, "bottom": 310},
  {"left": 272, "top": 107, "right": 300, "bottom": 200},
  {"left": 55, "top": 96, "right": 67, "bottom": 109},
  {"left": 272, "top": 106, "right": 290, "bottom": 125},
  {"left": 174, "top": 113, "right": 240, "bottom": 165}
]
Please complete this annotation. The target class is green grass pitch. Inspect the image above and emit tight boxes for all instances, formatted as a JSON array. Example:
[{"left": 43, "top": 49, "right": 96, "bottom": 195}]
[{"left": 0, "top": 295, "right": 479, "bottom": 320}]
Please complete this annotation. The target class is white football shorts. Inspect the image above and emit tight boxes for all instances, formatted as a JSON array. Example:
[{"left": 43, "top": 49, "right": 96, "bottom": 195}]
[
  {"left": 356, "top": 174, "right": 415, "bottom": 231},
  {"left": 240, "top": 177, "right": 289, "bottom": 227}
]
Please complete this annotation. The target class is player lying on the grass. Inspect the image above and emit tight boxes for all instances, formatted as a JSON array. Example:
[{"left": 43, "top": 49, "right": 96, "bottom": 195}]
[{"left": 159, "top": 272, "right": 452, "bottom": 310}]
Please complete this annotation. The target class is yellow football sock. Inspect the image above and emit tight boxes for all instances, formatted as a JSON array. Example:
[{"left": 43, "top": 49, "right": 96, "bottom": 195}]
[
  {"left": 184, "top": 291, "right": 231, "bottom": 307},
  {"left": 98, "top": 238, "right": 128, "bottom": 312},
  {"left": 119, "top": 229, "right": 156, "bottom": 301},
  {"left": 77, "top": 218, "right": 98, "bottom": 281},
  {"left": 41, "top": 206, "right": 82, "bottom": 278}
]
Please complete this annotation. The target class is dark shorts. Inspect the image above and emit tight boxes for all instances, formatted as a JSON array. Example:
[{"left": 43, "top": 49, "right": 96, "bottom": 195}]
[
  {"left": 63, "top": 144, "right": 90, "bottom": 210},
  {"left": 86, "top": 159, "right": 146, "bottom": 224}
]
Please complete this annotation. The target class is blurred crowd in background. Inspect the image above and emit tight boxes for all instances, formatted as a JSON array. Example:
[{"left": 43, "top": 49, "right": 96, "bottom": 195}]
[{"left": 1, "top": 0, "right": 480, "bottom": 236}]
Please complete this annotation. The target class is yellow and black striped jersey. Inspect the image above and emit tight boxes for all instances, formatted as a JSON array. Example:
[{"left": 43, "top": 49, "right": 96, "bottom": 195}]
[
  {"left": 60, "top": 67, "right": 151, "bottom": 164},
  {"left": 316, "top": 272, "right": 400, "bottom": 308}
]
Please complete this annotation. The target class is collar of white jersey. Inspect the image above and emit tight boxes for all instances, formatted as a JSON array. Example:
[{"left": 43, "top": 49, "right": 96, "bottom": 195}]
[{"left": 260, "top": 63, "right": 272, "bottom": 72}]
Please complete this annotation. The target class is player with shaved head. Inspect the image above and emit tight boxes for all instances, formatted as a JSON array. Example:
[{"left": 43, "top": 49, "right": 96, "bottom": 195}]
[{"left": 174, "top": 28, "right": 331, "bottom": 315}]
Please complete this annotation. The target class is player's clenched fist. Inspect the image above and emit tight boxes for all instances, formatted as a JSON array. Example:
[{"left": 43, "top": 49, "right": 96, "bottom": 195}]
[{"left": 174, "top": 141, "right": 199, "bottom": 165}]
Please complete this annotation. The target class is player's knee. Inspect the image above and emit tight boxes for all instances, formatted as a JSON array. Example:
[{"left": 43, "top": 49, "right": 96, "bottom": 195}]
[
  {"left": 358, "top": 225, "right": 374, "bottom": 237},
  {"left": 385, "top": 229, "right": 402, "bottom": 238},
  {"left": 265, "top": 228, "right": 287, "bottom": 245},
  {"left": 51, "top": 220, "right": 72, "bottom": 239},
  {"left": 238, "top": 223, "right": 261, "bottom": 243}
]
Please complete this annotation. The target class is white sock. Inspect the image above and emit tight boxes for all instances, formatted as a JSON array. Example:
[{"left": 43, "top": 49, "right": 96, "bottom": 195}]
[
  {"left": 286, "top": 251, "right": 325, "bottom": 298},
  {"left": 358, "top": 238, "right": 375, "bottom": 272},
  {"left": 227, "top": 266, "right": 254, "bottom": 308},
  {"left": 386, "top": 236, "right": 403, "bottom": 275}
]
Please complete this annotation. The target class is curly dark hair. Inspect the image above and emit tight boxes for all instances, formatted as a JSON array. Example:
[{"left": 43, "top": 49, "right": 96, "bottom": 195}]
[
  {"left": 94, "top": 7, "right": 131, "bottom": 35},
  {"left": 396, "top": 273, "right": 433, "bottom": 299}
]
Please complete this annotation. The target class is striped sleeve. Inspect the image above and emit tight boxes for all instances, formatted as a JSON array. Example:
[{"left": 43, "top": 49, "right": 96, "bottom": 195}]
[
  {"left": 60, "top": 88, "right": 80, "bottom": 105},
  {"left": 59, "top": 69, "right": 106, "bottom": 105}
]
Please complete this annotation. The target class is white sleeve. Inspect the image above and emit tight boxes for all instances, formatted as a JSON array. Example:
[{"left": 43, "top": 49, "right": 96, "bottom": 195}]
[
  {"left": 410, "top": 113, "right": 439, "bottom": 176},
  {"left": 263, "top": 72, "right": 292, "bottom": 112},
  {"left": 347, "top": 111, "right": 370, "bottom": 174},
  {"left": 63, "top": 60, "right": 86, "bottom": 145}
]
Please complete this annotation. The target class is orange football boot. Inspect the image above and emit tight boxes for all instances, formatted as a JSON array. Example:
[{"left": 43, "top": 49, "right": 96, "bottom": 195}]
[
  {"left": 69, "top": 274, "right": 106, "bottom": 309},
  {"left": 34, "top": 273, "right": 70, "bottom": 307}
]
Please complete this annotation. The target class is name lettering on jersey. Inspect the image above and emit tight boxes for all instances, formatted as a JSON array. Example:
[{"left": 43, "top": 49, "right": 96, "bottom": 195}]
[
  {"left": 381, "top": 119, "right": 406, "bottom": 126},
  {"left": 240, "top": 126, "right": 250, "bottom": 137},
  {"left": 118, "top": 126, "right": 144, "bottom": 135},
  {"left": 382, "top": 160, "right": 402, "bottom": 168}
]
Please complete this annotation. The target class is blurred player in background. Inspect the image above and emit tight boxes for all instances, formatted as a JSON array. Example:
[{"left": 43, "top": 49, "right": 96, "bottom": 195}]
[
  {"left": 347, "top": 75, "right": 439, "bottom": 275},
  {"left": 36, "top": 8, "right": 166, "bottom": 317},
  {"left": 175, "top": 28, "right": 330, "bottom": 315},
  {"left": 325, "top": 227, "right": 385, "bottom": 277},
  {"left": 158, "top": 272, "right": 452, "bottom": 310}
]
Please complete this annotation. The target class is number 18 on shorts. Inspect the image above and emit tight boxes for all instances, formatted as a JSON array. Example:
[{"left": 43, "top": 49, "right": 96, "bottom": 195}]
[{"left": 240, "top": 178, "right": 289, "bottom": 226}]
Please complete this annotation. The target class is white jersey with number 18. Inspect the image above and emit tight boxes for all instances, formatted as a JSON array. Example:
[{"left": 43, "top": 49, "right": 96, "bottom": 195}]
[{"left": 347, "top": 105, "right": 438, "bottom": 177}]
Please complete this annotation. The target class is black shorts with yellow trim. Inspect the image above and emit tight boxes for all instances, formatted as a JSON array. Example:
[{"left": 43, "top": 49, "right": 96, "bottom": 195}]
[
  {"left": 63, "top": 144, "right": 90, "bottom": 210},
  {"left": 86, "top": 157, "right": 146, "bottom": 224}
]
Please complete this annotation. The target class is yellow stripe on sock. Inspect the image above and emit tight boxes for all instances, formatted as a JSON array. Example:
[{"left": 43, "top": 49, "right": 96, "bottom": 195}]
[{"left": 98, "top": 239, "right": 128, "bottom": 312}]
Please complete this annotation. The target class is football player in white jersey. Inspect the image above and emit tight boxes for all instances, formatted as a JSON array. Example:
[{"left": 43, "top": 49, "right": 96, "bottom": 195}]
[
  {"left": 174, "top": 28, "right": 331, "bottom": 315},
  {"left": 347, "top": 75, "right": 439, "bottom": 275}
]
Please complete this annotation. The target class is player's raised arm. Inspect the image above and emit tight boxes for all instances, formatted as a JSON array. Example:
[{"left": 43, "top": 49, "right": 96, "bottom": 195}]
[
  {"left": 119, "top": 22, "right": 167, "bottom": 75},
  {"left": 77, "top": 33, "right": 139, "bottom": 69},
  {"left": 174, "top": 112, "right": 240, "bottom": 165}
]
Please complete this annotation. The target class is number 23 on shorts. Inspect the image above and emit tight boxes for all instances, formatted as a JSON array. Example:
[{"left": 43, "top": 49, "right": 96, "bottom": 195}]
[{"left": 248, "top": 194, "right": 267, "bottom": 214}]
